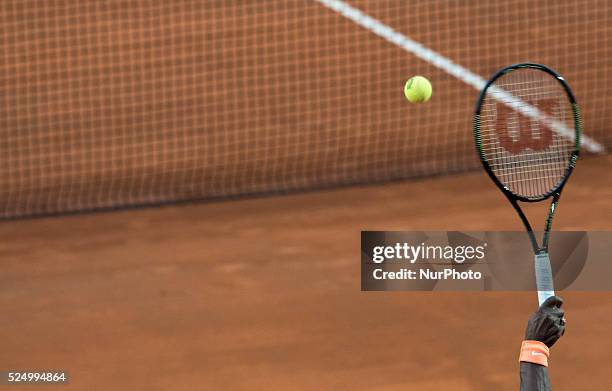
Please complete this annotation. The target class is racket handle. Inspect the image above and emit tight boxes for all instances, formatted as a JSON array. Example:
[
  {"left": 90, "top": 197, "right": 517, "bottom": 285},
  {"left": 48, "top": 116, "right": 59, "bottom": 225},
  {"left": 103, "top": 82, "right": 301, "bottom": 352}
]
[{"left": 535, "top": 253, "right": 555, "bottom": 306}]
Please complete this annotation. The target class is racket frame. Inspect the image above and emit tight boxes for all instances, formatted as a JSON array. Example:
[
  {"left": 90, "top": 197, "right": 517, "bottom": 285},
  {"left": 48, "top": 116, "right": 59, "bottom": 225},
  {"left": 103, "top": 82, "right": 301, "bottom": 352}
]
[{"left": 473, "top": 63, "right": 581, "bottom": 304}]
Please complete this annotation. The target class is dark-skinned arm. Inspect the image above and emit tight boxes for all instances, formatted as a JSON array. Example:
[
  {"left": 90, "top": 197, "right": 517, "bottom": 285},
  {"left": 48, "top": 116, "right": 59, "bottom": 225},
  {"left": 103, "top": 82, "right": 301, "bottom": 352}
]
[{"left": 519, "top": 296, "right": 566, "bottom": 391}]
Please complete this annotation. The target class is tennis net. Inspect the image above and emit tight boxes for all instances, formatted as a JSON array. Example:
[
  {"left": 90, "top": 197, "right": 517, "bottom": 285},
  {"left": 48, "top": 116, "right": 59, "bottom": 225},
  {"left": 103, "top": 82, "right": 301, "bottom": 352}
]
[{"left": 1, "top": 1, "right": 611, "bottom": 218}]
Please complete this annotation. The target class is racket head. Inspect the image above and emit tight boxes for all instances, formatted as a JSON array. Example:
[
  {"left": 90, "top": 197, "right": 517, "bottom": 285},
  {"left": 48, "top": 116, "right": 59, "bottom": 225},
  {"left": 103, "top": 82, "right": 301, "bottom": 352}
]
[{"left": 474, "top": 63, "right": 581, "bottom": 202}]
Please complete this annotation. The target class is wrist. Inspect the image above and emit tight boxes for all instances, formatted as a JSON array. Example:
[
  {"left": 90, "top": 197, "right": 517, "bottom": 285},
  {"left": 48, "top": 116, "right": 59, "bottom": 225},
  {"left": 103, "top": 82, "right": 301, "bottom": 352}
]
[{"left": 519, "top": 340, "right": 550, "bottom": 367}]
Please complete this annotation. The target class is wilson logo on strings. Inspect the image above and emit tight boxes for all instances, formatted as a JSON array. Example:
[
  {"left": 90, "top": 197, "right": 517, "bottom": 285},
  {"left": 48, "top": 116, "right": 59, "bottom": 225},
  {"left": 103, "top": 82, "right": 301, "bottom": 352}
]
[{"left": 495, "top": 98, "right": 559, "bottom": 153}]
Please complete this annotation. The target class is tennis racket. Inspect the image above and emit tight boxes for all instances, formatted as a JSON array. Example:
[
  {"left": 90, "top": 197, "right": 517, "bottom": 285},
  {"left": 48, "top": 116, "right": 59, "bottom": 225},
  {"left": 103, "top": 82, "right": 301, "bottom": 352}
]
[{"left": 473, "top": 63, "right": 581, "bottom": 306}]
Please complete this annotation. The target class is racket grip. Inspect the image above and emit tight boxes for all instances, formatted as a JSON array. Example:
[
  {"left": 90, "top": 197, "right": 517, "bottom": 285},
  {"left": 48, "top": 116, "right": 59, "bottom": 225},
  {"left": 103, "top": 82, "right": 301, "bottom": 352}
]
[{"left": 535, "top": 253, "right": 555, "bottom": 307}]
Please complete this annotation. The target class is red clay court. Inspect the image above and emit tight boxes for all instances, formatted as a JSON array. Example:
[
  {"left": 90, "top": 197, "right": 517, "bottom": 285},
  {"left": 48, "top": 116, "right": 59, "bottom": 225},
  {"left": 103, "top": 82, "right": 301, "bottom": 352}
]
[{"left": 1, "top": 2, "right": 611, "bottom": 390}]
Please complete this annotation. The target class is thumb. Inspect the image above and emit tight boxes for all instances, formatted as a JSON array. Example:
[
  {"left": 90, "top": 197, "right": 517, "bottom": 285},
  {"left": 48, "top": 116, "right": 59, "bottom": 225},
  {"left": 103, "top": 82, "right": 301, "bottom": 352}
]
[{"left": 541, "top": 295, "right": 563, "bottom": 309}]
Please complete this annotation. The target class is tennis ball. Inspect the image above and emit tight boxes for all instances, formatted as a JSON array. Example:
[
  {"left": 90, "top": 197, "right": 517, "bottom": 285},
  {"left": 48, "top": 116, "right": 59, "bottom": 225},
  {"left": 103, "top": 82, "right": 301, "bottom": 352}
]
[{"left": 404, "top": 76, "right": 432, "bottom": 103}]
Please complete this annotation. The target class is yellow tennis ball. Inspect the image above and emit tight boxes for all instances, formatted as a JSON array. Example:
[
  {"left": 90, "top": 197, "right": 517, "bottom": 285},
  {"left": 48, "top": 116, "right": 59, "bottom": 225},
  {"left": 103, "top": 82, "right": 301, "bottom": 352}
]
[{"left": 404, "top": 76, "right": 432, "bottom": 103}]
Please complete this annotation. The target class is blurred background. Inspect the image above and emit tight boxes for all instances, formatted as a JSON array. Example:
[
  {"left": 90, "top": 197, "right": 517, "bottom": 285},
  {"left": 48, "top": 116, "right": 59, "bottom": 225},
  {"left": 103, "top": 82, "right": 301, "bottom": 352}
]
[{"left": 1, "top": 1, "right": 611, "bottom": 390}]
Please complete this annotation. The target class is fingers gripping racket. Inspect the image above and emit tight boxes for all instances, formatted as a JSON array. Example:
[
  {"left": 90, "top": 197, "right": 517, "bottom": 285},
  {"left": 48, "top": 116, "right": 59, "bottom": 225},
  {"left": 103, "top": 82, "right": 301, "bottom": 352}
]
[{"left": 473, "top": 63, "right": 581, "bottom": 306}]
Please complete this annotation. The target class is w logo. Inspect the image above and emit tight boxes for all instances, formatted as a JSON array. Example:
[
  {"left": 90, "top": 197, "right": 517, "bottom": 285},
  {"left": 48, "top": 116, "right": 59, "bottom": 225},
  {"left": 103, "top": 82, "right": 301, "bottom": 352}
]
[{"left": 495, "top": 99, "right": 558, "bottom": 153}]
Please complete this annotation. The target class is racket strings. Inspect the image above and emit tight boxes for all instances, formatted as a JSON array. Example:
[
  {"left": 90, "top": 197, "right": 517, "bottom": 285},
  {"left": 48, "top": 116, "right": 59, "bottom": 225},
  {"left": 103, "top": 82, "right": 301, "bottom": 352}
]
[{"left": 479, "top": 69, "right": 575, "bottom": 199}]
